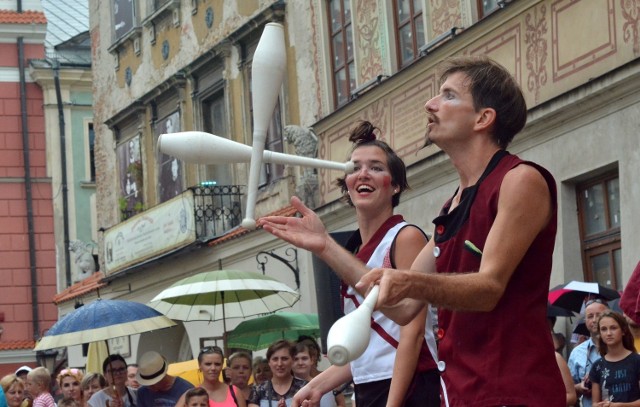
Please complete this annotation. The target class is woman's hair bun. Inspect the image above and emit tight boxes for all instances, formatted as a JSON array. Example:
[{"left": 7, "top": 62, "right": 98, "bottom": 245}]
[{"left": 349, "top": 120, "right": 378, "bottom": 144}]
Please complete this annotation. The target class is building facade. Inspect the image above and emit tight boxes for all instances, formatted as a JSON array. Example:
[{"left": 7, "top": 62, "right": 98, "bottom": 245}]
[
  {"left": 82, "top": 0, "right": 640, "bottom": 364},
  {"left": 0, "top": 0, "right": 56, "bottom": 372}
]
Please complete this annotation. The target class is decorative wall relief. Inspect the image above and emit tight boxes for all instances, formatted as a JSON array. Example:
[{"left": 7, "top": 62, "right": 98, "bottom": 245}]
[
  {"left": 525, "top": 4, "right": 548, "bottom": 104},
  {"left": 355, "top": 0, "right": 383, "bottom": 83},
  {"left": 621, "top": 0, "right": 640, "bottom": 55}
]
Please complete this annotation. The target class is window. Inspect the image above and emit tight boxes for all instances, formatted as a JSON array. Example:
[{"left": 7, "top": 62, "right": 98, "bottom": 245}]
[
  {"left": 327, "top": 0, "right": 355, "bottom": 107},
  {"left": 261, "top": 99, "right": 284, "bottom": 185},
  {"left": 156, "top": 111, "right": 184, "bottom": 203},
  {"left": 116, "top": 133, "right": 144, "bottom": 218},
  {"left": 88, "top": 122, "right": 96, "bottom": 182},
  {"left": 394, "top": 0, "right": 425, "bottom": 68},
  {"left": 576, "top": 172, "right": 622, "bottom": 289},
  {"left": 202, "top": 89, "right": 232, "bottom": 186},
  {"left": 477, "top": 0, "right": 501, "bottom": 19},
  {"left": 113, "top": 0, "right": 137, "bottom": 40}
]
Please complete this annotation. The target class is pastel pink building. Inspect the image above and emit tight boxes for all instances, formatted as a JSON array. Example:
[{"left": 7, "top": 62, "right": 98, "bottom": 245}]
[{"left": 0, "top": 2, "right": 57, "bottom": 372}]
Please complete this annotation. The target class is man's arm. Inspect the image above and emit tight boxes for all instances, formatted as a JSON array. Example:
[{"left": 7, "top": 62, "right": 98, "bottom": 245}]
[
  {"left": 292, "top": 365, "right": 352, "bottom": 407},
  {"left": 358, "top": 164, "right": 553, "bottom": 312},
  {"left": 261, "top": 197, "right": 426, "bottom": 322}
]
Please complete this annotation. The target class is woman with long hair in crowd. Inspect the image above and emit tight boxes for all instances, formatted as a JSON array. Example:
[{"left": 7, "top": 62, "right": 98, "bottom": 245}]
[
  {"left": 590, "top": 311, "right": 640, "bottom": 405},
  {"left": 176, "top": 346, "right": 246, "bottom": 407}
]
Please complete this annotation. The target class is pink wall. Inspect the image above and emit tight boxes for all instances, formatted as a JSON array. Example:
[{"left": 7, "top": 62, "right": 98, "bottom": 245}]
[{"left": 0, "top": 55, "right": 57, "bottom": 343}]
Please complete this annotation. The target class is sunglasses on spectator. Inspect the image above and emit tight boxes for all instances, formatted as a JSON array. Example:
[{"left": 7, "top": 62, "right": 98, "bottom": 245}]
[
  {"left": 199, "top": 346, "right": 223, "bottom": 355},
  {"left": 585, "top": 298, "right": 607, "bottom": 307}
]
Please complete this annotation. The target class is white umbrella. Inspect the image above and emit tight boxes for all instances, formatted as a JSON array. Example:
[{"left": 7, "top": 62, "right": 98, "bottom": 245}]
[
  {"left": 34, "top": 299, "right": 177, "bottom": 351},
  {"left": 148, "top": 269, "right": 300, "bottom": 334}
]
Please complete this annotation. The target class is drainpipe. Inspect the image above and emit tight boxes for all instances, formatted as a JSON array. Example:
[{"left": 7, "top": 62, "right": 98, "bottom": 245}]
[
  {"left": 18, "top": 36, "right": 40, "bottom": 340},
  {"left": 52, "top": 60, "right": 73, "bottom": 287}
]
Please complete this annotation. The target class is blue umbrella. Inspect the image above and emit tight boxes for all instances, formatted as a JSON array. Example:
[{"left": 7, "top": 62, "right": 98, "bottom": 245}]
[{"left": 34, "top": 299, "right": 176, "bottom": 351}]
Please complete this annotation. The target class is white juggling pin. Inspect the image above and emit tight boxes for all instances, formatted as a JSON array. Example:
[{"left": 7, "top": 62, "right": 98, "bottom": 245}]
[
  {"left": 157, "top": 131, "right": 354, "bottom": 173},
  {"left": 243, "top": 22, "right": 287, "bottom": 230},
  {"left": 327, "top": 285, "right": 380, "bottom": 366}
]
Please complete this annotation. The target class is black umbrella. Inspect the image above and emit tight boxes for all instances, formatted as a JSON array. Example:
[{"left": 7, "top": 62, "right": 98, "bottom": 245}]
[
  {"left": 548, "top": 281, "right": 620, "bottom": 313},
  {"left": 547, "top": 302, "right": 575, "bottom": 317}
]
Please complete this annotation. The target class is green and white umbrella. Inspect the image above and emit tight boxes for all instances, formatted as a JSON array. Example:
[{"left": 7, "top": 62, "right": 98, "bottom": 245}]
[
  {"left": 227, "top": 312, "right": 319, "bottom": 351},
  {"left": 148, "top": 269, "right": 300, "bottom": 334}
]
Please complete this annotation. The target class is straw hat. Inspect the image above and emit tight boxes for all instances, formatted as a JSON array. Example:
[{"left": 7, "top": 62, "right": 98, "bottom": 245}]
[{"left": 135, "top": 351, "right": 168, "bottom": 386}]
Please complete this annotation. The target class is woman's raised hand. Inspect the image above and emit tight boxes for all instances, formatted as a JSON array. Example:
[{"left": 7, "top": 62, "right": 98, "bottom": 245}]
[{"left": 258, "top": 196, "right": 330, "bottom": 255}]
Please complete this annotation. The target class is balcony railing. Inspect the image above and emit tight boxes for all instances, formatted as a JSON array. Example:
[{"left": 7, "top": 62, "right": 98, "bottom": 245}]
[
  {"left": 104, "top": 185, "right": 245, "bottom": 276},
  {"left": 191, "top": 185, "right": 244, "bottom": 240}
]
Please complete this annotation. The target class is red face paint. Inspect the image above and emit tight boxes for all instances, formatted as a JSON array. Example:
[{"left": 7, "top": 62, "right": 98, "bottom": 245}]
[{"left": 382, "top": 175, "right": 391, "bottom": 188}]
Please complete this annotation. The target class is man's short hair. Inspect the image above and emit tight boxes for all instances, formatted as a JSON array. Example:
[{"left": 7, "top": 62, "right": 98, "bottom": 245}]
[{"left": 439, "top": 56, "right": 527, "bottom": 149}]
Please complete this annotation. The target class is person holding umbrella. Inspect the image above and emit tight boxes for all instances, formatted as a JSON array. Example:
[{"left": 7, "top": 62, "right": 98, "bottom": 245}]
[
  {"left": 569, "top": 299, "right": 611, "bottom": 407},
  {"left": 87, "top": 355, "right": 137, "bottom": 407}
]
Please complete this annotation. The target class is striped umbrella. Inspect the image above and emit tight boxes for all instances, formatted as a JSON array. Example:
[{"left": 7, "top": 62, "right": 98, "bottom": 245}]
[
  {"left": 34, "top": 299, "right": 176, "bottom": 351},
  {"left": 148, "top": 269, "right": 300, "bottom": 334}
]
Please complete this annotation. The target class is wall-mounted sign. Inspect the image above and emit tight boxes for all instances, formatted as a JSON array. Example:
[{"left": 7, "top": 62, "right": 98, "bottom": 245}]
[{"left": 104, "top": 190, "right": 196, "bottom": 275}]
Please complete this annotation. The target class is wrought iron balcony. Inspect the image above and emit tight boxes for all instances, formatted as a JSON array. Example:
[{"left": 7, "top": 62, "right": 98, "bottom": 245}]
[
  {"left": 191, "top": 184, "right": 244, "bottom": 240},
  {"left": 104, "top": 185, "right": 245, "bottom": 276}
]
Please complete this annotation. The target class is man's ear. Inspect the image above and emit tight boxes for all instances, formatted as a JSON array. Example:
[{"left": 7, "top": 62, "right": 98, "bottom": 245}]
[{"left": 474, "top": 107, "right": 496, "bottom": 132}]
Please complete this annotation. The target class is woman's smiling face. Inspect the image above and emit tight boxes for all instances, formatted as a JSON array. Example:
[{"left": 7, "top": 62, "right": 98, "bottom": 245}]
[{"left": 345, "top": 145, "right": 396, "bottom": 212}]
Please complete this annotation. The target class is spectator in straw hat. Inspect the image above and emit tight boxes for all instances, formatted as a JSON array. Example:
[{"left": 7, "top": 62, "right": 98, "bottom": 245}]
[{"left": 136, "top": 351, "right": 193, "bottom": 407}]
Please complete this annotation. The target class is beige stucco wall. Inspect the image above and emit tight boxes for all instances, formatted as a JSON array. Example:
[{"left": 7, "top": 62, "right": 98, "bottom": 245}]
[{"left": 85, "top": 0, "right": 640, "bottom": 360}]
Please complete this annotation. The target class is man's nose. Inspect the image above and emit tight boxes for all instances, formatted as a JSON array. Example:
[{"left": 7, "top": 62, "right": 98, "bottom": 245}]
[{"left": 425, "top": 95, "right": 438, "bottom": 112}]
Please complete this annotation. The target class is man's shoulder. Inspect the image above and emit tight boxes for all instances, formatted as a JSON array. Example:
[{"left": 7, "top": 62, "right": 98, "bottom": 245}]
[
  {"left": 569, "top": 340, "right": 591, "bottom": 360},
  {"left": 173, "top": 376, "right": 194, "bottom": 391}
]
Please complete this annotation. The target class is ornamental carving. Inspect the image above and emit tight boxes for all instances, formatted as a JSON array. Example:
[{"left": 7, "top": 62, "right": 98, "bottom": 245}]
[
  {"left": 355, "top": 0, "right": 383, "bottom": 82},
  {"left": 621, "top": 0, "right": 640, "bottom": 55},
  {"left": 525, "top": 5, "right": 548, "bottom": 104},
  {"left": 430, "top": 0, "right": 461, "bottom": 36}
]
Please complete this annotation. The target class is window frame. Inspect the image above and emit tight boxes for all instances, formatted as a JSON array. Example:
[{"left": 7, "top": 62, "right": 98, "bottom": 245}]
[
  {"left": 476, "top": 0, "right": 501, "bottom": 20},
  {"left": 327, "top": 0, "right": 355, "bottom": 107},
  {"left": 576, "top": 171, "right": 621, "bottom": 289},
  {"left": 393, "top": 0, "right": 426, "bottom": 69}
]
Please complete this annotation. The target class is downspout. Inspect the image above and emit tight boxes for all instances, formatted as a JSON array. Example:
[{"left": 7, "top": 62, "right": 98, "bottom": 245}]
[
  {"left": 18, "top": 36, "right": 40, "bottom": 339},
  {"left": 52, "top": 60, "right": 73, "bottom": 287}
]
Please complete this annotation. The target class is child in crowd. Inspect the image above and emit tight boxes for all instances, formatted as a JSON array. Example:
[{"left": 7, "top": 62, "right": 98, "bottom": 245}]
[
  {"left": 185, "top": 388, "right": 209, "bottom": 407},
  {"left": 227, "top": 352, "right": 253, "bottom": 401},
  {"left": 26, "top": 368, "right": 55, "bottom": 407},
  {"left": 590, "top": 311, "right": 640, "bottom": 403},
  {"left": 57, "top": 397, "right": 81, "bottom": 407}
]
